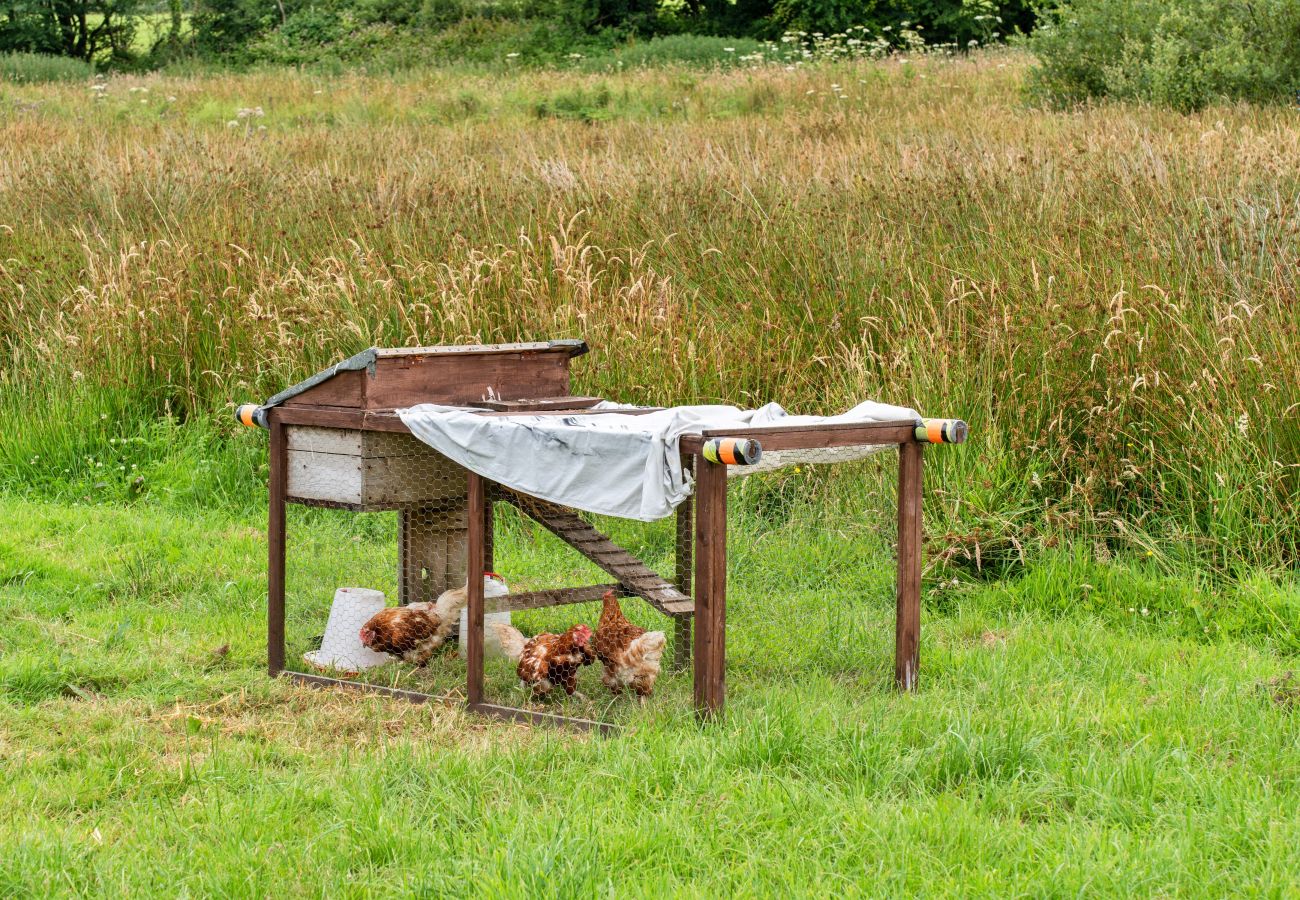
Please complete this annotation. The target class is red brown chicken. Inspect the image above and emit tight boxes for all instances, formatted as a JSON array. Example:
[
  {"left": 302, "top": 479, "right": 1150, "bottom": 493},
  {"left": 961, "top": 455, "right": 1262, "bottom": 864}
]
[
  {"left": 492, "top": 622, "right": 595, "bottom": 699},
  {"left": 592, "top": 589, "right": 666, "bottom": 700},
  {"left": 359, "top": 576, "right": 502, "bottom": 666}
]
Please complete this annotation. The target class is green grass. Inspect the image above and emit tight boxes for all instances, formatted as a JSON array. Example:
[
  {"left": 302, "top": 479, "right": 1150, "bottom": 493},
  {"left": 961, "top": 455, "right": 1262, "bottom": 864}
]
[
  {"left": 2, "top": 494, "right": 1298, "bottom": 894},
  {"left": 1, "top": 51, "right": 1298, "bottom": 894},
  {"left": 0, "top": 52, "right": 93, "bottom": 84}
]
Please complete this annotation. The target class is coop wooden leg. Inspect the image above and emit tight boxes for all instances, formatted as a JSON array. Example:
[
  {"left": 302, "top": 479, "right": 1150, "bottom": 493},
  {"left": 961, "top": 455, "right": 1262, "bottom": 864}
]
[
  {"left": 267, "top": 416, "right": 287, "bottom": 678},
  {"left": 673, "top": 486, "right": 694, "bottom": 673},
  {"left": 896, "top": 440, "right": 924, "bottom": 691},
  {"left": 693, "top": 455, "right": 727, "bottom": 719},
  {"left": 466, "top": 471, "right": 486, "bottom": 707},
  {"left": 483, "top": 493, "right": 495, "bottom": 573},
  {"left": 399, "top": 507, "right": 440, "bottom": 605}
]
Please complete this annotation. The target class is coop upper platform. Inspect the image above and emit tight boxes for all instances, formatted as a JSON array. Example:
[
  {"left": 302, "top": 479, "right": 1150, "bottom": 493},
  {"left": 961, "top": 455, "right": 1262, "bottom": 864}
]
[
  {"left": 237, "top": 340, "right": 591, "bottom": 427},
  {"left": 235, "top": 339, "right": 966, "bottom": 520}
]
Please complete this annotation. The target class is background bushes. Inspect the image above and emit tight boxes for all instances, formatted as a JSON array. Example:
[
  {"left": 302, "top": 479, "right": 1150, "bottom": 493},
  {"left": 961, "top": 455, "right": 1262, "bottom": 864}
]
[{"left": 1028, "top": 0, "right": 1300, "bottom": 110}]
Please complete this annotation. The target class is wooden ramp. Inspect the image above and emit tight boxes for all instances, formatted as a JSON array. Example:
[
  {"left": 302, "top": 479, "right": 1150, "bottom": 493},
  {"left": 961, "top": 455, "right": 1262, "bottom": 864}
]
[{"left": 498, "top": 489, "right": 694, "bottom": 618}]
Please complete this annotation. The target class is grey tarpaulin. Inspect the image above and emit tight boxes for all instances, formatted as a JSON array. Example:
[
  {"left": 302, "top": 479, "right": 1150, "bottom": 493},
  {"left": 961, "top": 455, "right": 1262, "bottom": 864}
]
[{"left": 398, "top": 401, "right": 920, "bottom": 522}]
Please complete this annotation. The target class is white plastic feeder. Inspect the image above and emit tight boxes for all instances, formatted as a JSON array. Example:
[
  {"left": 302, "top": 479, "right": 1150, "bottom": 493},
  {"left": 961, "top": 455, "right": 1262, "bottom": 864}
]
[{"left": 303, "top": 587, "right": 393, "bottom": 675}]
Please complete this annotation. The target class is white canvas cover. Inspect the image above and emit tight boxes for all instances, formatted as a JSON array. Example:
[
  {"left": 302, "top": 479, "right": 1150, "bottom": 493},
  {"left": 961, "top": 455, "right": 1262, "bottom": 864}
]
[{"left": 398, "top": 401, "right": 919, "bottom": 522}]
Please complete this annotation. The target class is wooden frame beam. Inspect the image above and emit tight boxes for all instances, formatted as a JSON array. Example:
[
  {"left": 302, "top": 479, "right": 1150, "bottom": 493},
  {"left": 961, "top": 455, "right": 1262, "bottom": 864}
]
[
  {"left": 692, "top": 452, "right": 727, "bottom": 719},
  {"left": 280, "top": 672, "right": 617, "bottom": 733},
  {"left": 267, "top": 412, "right": 287, "bottom": 677},
  {"left": 466, "top": 471, "right": 486, "bottom": 707},
  {"left": 680, "top": 420, "right": 916, "bottom": 453},
  {"left": 896, "top": 440, "right": 923, "bottom": 691},
  {"left": 266, "top": 404, "right": 953, "bottom": 730}
]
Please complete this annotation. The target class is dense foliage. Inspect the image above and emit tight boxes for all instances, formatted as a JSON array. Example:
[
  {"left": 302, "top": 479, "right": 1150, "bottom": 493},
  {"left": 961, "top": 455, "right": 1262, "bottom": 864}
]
[
  {"left": 1, "top": 0, "right": 1032, "bottom": 67},
  {"left": 1028, "top": 0, "right": 1300, "bottom": 110},
  {"left": 0, "top": 0, "right": 140, "bottom": 62}
]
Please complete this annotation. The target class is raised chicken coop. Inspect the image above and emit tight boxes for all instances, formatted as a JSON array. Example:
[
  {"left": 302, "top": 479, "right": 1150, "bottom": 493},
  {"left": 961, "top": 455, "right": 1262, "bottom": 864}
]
[{"left": 237, "top": 339, "right": 967, "bottom": 730}]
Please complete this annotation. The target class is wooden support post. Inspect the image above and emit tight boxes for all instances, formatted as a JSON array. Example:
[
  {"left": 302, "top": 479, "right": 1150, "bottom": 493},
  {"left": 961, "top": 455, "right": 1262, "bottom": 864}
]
[
  {"left": 267, "top": 415, "right": 287, "bottom": 677},
  {"left": 483, "top": 492, "right": 495, "bottom": 573},
  {"left": 466, "top": 471, "right": 486, "bottom": 706},
  {"left": 895, "top": 440, "right": 923, "bottom": 691},
  {"left": 673, "top": 473, "right": 694, "bottom": 674},
  {"left": 692, "top": 454, "right": 727, "bottom": 719},
  {"left": 399, "top": 507, "right": 443, "bottom": 605}
]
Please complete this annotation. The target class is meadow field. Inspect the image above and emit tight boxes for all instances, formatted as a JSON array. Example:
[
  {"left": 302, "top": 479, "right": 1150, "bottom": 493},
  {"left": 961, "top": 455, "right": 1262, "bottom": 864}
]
[{"left": 1, "top": 52, "right": 1298, "bottom": 894}]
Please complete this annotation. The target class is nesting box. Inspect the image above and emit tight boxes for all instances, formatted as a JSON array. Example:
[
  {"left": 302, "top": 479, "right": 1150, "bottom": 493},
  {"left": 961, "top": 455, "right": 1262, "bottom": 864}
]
[{"left": 256, "top": 340, "right": 590, "bottom": 605}]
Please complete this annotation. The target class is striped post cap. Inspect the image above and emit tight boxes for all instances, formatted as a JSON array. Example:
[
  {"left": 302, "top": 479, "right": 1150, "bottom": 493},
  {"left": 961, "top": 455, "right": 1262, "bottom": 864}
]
[
  {"left": 915, "top": 419, "right": 968, "bottom": 444},
  {"left": 702, "top": 437, "right": 763, "bottom": 466},
  {"left": 235, "top": 403, "right": 268, "bottom": 429}
]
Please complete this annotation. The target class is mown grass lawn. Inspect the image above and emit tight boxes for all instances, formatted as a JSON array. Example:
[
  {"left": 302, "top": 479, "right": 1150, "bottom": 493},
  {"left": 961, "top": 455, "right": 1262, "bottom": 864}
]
[{"left": 2, "top": 497, "right": 1297, "bottom": 896}]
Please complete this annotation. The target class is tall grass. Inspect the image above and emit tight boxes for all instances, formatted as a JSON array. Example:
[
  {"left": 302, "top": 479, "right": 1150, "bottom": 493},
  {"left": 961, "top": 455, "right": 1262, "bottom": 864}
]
[
  {"left": 0, "top": 52, "right": 93, "bottom": 83},
  {"left": 0, "top": 52, "right": 1296, "bottom": 570}
]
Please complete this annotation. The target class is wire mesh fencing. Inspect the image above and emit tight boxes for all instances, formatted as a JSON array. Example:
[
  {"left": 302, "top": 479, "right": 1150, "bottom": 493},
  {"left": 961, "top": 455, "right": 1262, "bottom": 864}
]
[{"left": 281, "top": 422, "right": 904, "bottom": 720}]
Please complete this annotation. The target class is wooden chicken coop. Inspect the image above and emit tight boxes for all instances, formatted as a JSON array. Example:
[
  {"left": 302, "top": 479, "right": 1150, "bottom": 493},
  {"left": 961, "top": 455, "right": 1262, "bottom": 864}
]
[{"left": 238, "top": 339, "right": 967, "bottom": 731}]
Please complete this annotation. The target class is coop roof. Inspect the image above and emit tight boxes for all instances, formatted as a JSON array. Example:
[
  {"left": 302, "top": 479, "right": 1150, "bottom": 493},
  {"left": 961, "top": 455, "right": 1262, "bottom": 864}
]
[{"left": 260, "top": 340, "right": 588, "bottom": 410}]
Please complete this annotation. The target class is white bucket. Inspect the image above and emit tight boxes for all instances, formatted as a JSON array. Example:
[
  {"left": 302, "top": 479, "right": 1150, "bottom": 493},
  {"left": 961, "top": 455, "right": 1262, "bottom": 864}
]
[
  {"left": 303, "top": 587, "right": 393, "bottom": 675},
  {"left": 459, "top": 576, "right": 512, "bottom": 659}
]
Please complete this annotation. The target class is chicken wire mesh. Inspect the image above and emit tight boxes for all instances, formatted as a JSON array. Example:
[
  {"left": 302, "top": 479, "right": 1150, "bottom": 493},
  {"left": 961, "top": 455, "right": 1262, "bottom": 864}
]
[
  {"left": 281, "top": 424, "right": 903, "bottom": 719},
  {"left": 283, "top": 426, "right": 473, "bottom": 699}
]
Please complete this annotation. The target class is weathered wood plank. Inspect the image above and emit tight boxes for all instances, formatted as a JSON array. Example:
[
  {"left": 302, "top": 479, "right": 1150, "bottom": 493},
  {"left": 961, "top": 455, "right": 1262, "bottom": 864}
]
[
  {"left": 693, "top": 455, "right": 727, "bottom": 719},
  {"left": 286, "top": 425, "right": 365, "bottom": 455},
  {"left": 467, "top": 703, "right": 617, "bottom": 734},
  {"left": 400, "top": 507, "right": 443, "bottom": 606},
  {"left": 499, "top": 489, "right": 693, "bottom": 618},
  {"left": 281, "top": 369, "right": 366, "bottom": 408},
  {"left": 366, "top": 353, "right": 572, "bottom": 409},
  {"left": 282, "top": 671, "right": 440, "bottom": 705},
  {"left": 467, "top": 396, "right": 603, "bottom": 412},
  {"left": 284, "top": 433, "right": 465, "bottom": 509},
  {"left": 285, "top": 428, "right": 462, "bottom": 460},
  {"left": 680, "top": 420, "right": 917, "bottom": 454},
  {"left": 896, "top": 441, "right": 923, "bottom": 691},
  {"left": 361, "top": 454, "right": 465, "bottom": 507},
  {"left": 286, "top": 448, "right": 364, "bottom": 506},
  {"left": 466, "top": 471, "right": 486, "bottom": 706},
  {"left": 268, "top": 415, "right": 287, "bottom": 678},
  {"left": 485, "top": 584, "right": 621, "bottom": 614},
  {"left": 281, "top": 673, "right": 616, "bottom": 734},
  {"left": 673, "top": 473, "right": 694, "bottom": 673}
]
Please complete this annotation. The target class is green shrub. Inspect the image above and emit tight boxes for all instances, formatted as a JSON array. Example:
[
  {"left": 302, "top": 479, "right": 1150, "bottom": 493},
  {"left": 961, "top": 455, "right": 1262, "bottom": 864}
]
[
  {"left": 1028, "top": 0, "right": 1300, "bottom": 110},
  {"left": 0, "top": 52, "right": 94, "bottom": 83}
]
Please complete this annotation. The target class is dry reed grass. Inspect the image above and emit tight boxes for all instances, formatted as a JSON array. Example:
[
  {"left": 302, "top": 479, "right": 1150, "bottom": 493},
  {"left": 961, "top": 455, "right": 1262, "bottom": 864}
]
[{"left": 0, "top": 51, "right": 1296, "bottom": 567}]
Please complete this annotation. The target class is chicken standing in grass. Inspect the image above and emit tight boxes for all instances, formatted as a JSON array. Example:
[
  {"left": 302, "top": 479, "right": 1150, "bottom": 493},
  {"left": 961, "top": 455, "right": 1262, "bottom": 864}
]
[
  {"left": 492, "top": 622, "right": 595, "bottom": 699},
  {"left": 359, "top": 574, "right": 504, "bottom": 666},
  {"left": 592, "top": 589, "right": 666, "bottom": 700}
]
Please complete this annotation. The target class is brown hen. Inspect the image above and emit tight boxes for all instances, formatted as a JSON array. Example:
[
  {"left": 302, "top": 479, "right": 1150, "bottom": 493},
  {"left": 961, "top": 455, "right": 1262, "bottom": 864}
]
[
  {"left": 358, "top": 580, "right": 478, "bottom": 666},
  {"left": 492, "top": 622, "right": 595, "bottom": 699},
  {"left": 592, "top": 590, "right": 666, "bottom": 699}
]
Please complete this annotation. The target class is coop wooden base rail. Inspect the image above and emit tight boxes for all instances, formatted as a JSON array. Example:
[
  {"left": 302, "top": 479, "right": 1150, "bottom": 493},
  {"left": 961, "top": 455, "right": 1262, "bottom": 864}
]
[{"left": 280, "top": 671, "right": 618, "bottom": 733}]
